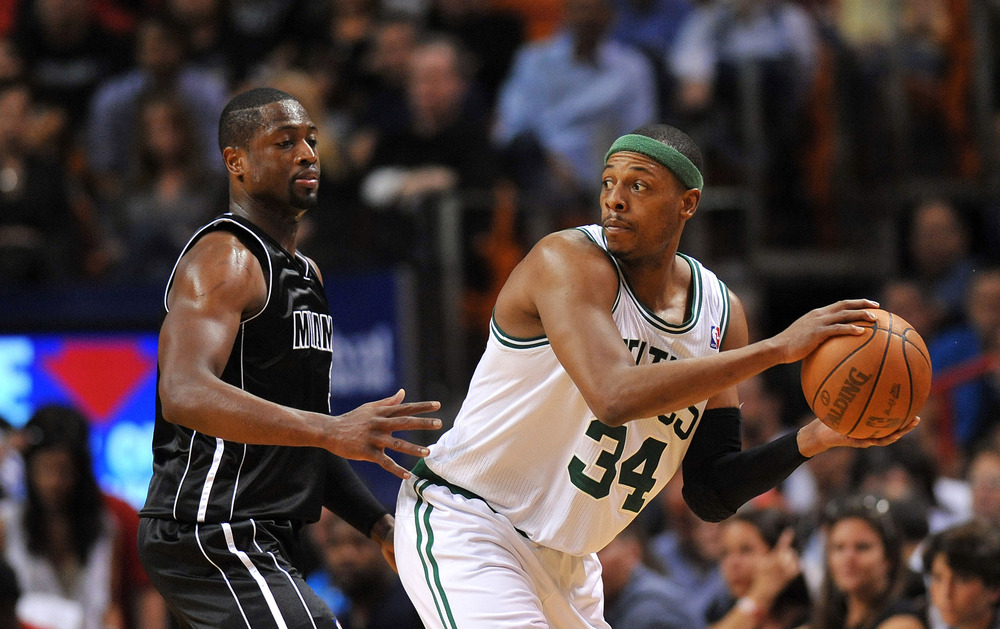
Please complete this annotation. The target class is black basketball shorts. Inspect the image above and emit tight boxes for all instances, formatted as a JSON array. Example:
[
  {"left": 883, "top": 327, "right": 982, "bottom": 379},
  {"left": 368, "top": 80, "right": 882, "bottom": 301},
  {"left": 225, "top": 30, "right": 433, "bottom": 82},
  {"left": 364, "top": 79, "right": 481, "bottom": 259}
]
[{"left": 139, "top": 517, "right": 340, "bottom": 629}]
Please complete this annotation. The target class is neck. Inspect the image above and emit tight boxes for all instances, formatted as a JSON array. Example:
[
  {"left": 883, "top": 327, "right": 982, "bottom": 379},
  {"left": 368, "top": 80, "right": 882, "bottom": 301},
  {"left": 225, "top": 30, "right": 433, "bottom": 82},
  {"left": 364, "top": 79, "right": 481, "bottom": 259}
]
[
  {"left": 618, "top": 249, "right": 687, "bottom": 318},
  {"left": 229, "top": 199, "right": 302, "bottom": 254}
]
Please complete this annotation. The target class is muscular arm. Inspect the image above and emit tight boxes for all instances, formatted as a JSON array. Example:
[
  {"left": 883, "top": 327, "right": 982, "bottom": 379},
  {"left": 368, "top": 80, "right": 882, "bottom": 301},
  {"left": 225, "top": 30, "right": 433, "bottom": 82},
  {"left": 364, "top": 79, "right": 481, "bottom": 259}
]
[
  {"left": 157, "top": 232, "right": 441, "bottom": 477},
  {"left": 158, "top": 231, "right": 311, "bottom": 444},
  {"left": 496, "top": 231, "right": 878, "bottom": 427}
]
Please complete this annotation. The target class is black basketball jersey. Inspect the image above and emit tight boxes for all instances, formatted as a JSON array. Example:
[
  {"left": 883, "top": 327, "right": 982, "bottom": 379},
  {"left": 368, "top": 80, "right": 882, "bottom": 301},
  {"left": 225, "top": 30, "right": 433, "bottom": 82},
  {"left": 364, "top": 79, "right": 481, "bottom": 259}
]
[{"left": 140, "top": 214, "right": 334, "bottom": 524}]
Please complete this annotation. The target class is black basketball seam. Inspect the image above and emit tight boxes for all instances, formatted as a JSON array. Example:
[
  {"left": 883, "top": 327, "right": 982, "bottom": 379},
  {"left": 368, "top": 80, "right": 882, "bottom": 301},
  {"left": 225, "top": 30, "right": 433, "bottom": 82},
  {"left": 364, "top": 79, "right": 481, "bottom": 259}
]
[
  {"left": 844, "top": 313, "right": 893, "bottom": 437},
  {"left": 808, "top": 328, "right": 879, "bottom": 410},
  {"left": 903, "top": 341, "right": 916, "bottom": 421},
  {"left": 902, "top": 328, "right": 931, "bottom": 365}
]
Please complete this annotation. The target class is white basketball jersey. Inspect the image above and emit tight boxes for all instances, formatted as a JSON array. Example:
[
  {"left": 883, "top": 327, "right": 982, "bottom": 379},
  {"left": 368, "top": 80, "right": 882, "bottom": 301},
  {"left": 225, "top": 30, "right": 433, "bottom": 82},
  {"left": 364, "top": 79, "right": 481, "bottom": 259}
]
[{"left": 424, "top": 225, "right": 732, "bottom": 555}]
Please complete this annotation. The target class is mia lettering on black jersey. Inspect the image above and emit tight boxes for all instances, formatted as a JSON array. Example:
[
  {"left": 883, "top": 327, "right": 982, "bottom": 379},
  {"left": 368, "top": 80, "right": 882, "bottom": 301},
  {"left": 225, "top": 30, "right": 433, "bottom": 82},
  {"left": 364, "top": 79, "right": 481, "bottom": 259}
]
[{"left": 293, "top": 310, "right": 333, "bottom": 352}]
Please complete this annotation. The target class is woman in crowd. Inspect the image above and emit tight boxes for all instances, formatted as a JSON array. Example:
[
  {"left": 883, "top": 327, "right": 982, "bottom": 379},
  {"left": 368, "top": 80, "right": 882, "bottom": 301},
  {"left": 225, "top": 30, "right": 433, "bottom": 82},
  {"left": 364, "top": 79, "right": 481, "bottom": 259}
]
[
  {"left": 810, "top": 495, "right": 926, "bottom": 629},
  {"left": 707, "top": 508, "right": 812, "bottom": 629},
  {"left": 0, "top": 405, "right": 124, "bottom": 629}
]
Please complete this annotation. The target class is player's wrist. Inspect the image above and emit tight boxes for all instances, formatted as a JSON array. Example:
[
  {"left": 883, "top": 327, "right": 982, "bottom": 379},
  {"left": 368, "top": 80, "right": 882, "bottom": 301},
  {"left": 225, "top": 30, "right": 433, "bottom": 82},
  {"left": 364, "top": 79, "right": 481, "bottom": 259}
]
[{"left": 795, "top": 422, "right": 827, "bottom": 458}]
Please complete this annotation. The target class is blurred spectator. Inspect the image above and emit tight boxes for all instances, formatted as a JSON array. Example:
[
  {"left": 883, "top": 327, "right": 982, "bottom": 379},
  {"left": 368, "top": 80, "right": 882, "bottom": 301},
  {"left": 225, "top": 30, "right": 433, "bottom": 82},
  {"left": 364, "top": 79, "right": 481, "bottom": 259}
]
[
  {"left": 928, "top": 267, "right": 1000, "bottom": 458},
  {"left": 598, "top": 519, "right": 702, "bottom": 629},
  {"left": 305, "top": 509, "right": 421, "bottom": 629},
  {"left": 359, "top": 33, "right": 500, "bottom": 278},
  {"left": 344, "top": 15, "right": 421, "bottom": 171},
  {"left": 85, "top": 14, "right": 228, "bottom": 205},
  {"left": 706, "top": 508, "right": 811, "bottom": 629},
  {"left": 902, "top": 198, "right": 977, "bottom": 329},
  {"left": 810, "top": 495, "right": 926, "bottom": 629},
  {"left": 162, "top": 0, "right": 232, "bottom": 83},
  {"left": 920, "top": 519, "right": 1000, "bottom": 629},
  {"left": 107, "top": 89, "right": 226, "bottom": 284},
  {"left": 608, "top": 0, "right": 694, "bottom": 120},
  {"left": 32, "top": 406, "right": 165, "bottom": 629},
  {"left": 492, "top": 0, "right": 657, "bottom": 234},
  {"left": 649, "top": 477, "right": 729, "bottom": 624},
  {"left": 0, "top": 81, "right": 98, "bottom": 285},
  {"left": 850, "top": 437, "right": 969, "bottom": 534},
  {"left": 11, "top": 0, "right": 131, "bottom": 135},
  {"left": 967, "top": 446, "right": 1000, "bottom": 528},
  {"left": 425, "top": 0, "right": 525, "bottom": 113},
  {"left": 0, "top": 405, "right": 125, "bottom": 629}
]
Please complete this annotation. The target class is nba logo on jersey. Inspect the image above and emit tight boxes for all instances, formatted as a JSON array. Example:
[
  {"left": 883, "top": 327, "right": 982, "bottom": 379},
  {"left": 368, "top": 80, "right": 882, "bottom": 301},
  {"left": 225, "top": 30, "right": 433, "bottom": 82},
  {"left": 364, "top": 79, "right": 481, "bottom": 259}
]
[{"left": 710, "top": 325, "right": 721, "bottom": 350}]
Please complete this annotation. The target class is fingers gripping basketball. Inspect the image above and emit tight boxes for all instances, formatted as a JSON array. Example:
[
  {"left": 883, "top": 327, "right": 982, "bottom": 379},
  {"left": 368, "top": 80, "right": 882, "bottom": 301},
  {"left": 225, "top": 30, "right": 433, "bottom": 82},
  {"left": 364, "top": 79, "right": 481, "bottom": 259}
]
[{"left": 801, "top": 310, "right": 932, "bottom": 439}]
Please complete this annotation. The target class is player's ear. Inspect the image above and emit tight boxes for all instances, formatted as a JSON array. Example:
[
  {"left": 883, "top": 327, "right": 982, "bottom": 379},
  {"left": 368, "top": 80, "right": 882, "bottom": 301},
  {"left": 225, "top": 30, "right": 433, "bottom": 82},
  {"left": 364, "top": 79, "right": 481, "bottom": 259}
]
[
  {"left": 680, "top": 188, "right": 700, "bottom": 220},
  {"left": 223, "top": 146, "right": 246, "bottom": 177}
]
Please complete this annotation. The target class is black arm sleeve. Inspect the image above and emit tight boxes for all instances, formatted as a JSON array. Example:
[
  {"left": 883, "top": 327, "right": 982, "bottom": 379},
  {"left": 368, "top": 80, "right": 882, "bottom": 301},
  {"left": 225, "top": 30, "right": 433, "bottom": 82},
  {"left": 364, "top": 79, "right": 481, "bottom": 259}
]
[
  {"left": 322, "top": 453, "right": 389, "bottom": 537},
  {"left": 681, "top": 407, "right": 809, "bottom": 522}
]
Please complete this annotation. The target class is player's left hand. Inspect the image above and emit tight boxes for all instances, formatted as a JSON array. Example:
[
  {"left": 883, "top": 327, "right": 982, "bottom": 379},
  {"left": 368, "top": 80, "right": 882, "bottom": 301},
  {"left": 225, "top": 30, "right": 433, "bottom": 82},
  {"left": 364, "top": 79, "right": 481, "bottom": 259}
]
[
  {"left": 796, "top": 415, "right": 920, "bottom": 458},
  {"left": 371, "top": 514, "right": 398, "bottom": 572}
]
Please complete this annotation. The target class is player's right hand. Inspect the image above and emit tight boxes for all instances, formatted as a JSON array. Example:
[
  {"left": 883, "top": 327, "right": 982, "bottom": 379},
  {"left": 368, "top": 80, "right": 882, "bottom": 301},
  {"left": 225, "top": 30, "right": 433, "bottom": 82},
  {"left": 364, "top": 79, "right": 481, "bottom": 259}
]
[
  {"left": 324, "top": 389, "right": 442, "bottom": 478},
  {"left": 773, "top": 299, "right": 879, "bottom": 364}
]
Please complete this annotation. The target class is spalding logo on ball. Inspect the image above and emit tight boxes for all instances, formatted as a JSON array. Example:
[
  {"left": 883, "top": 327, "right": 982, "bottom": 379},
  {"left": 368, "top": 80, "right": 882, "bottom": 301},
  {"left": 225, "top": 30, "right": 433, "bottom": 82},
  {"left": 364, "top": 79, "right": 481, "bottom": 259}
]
[{"left": 801, "top": 309, "right": 932, "bottom": 439}]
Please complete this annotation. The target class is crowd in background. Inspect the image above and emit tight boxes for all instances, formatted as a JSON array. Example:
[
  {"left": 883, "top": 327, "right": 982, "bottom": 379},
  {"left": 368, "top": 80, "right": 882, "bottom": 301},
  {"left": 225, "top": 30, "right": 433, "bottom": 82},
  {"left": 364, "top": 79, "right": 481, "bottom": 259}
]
[{"left": 1, "top": 0, "right": 1000, "bottom": 627}]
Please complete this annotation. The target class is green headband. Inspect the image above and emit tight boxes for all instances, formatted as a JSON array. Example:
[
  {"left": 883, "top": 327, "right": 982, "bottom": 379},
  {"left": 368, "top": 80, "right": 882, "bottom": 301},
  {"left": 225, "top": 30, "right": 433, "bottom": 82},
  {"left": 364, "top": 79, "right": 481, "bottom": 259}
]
[{"left": 604, "top": 134, "right": 704, "bottom": 190}]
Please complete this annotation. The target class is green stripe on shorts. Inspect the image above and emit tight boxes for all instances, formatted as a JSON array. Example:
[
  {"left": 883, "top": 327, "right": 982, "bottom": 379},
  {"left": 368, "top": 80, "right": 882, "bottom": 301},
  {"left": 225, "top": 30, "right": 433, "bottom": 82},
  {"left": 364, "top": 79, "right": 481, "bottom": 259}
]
[{"left": 414, "top": 479, "right": 458, "bottom": 629}]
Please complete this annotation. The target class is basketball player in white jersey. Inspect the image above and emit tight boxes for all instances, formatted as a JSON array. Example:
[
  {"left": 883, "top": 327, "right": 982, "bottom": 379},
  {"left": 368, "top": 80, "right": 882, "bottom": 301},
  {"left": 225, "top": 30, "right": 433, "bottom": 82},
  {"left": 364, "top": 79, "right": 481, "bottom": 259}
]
[{"left": 393, "top": 124, "right": 919, "bottom": 628}]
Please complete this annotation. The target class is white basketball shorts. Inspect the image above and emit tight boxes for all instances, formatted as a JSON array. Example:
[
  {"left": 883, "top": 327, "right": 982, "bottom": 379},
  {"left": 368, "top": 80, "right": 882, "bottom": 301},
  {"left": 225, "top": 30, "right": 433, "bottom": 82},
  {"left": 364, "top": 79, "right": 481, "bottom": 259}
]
[{"left": 394, "top": 474, "right": 610, "bottom": 629}]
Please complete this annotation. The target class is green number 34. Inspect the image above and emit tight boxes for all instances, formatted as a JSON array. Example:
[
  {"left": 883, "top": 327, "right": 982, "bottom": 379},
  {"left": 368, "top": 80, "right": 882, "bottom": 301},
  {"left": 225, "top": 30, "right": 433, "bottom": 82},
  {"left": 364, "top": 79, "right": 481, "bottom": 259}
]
[
  {"left": 567, "top": 420, "right": 666, "bottom": 513},
  {"left": 567, "top": 407, "right": 699, "bottom": 513}
]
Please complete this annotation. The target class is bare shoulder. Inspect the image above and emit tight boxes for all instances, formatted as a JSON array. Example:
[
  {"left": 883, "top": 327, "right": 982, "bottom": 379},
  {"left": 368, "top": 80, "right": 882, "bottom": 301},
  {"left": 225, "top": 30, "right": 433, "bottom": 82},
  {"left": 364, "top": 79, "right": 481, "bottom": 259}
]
[
  {"left": 495, "top": 228, "right": 619, "bottom": 337},
  {"left": 168, "top": 230, "right": 267, "bottom": 317},
  {"left": 524, "top": 228, "right": 617, "bottom": 278}
]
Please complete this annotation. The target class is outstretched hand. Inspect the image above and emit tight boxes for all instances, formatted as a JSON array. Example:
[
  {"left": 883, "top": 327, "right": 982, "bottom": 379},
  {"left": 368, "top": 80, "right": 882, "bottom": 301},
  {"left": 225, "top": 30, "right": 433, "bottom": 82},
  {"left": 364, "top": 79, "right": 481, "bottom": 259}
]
[
  {"left": 795, "top": 415, "right": 921, "bottom": 458},
  {"left": 324, "top": 389, "right": 442, "bottom": 479},
  {"left": 773, "top": 299, "right": 880, "bottom": 365}
]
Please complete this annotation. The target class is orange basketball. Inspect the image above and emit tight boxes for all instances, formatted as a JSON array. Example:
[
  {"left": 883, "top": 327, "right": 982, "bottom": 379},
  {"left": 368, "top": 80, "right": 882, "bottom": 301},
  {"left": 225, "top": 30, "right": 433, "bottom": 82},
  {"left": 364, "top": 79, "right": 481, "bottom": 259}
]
[{"left": 800, "top": 309, "right": 932, "bottom": 439}]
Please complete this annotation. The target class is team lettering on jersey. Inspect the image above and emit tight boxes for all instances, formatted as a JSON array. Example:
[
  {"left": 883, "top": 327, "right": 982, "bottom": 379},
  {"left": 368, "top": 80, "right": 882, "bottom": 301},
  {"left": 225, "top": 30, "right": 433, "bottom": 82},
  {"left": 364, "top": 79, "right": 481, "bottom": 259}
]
[
  {"left": 624, "top": 337, "right": 677, "bottom": 365},
  {"left": 292, "top": 310, "right": 334, "bottom": 352}
]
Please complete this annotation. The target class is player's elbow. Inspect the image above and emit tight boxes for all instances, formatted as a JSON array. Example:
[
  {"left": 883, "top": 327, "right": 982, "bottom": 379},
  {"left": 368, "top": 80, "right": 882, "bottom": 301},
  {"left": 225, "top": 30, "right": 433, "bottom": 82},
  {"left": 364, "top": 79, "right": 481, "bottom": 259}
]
[
  {"left": 587, "top": 393, "right": 634, "bottom": 427},
  {"left": 157, "top": 374, "right": 203, "bottom": 425},
  {"left": 682, "top": 481, "right": 736, "bottom": 522}
]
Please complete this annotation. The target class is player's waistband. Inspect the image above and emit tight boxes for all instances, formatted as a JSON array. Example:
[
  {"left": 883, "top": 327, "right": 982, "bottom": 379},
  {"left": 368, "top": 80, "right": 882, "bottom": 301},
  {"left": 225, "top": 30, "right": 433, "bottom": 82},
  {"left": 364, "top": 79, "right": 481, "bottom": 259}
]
[{"left": 411, "top": 458, "right": 530, "bottom": 539}]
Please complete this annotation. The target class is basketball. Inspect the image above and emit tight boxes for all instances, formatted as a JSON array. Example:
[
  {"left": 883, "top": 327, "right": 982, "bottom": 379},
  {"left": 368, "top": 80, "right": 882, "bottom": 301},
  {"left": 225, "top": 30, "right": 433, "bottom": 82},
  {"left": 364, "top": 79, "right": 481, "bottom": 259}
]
[{"left": 800, "top": 309, "right": 932, "bottom": 439}]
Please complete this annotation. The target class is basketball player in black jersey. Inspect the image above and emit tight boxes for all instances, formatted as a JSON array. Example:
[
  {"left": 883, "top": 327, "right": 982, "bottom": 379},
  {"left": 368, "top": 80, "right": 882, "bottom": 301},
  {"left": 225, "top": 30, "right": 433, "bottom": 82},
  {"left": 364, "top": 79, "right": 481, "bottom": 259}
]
[{"left": 137, "top": 87, "right": 442, "bottom": 628}]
